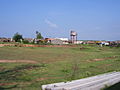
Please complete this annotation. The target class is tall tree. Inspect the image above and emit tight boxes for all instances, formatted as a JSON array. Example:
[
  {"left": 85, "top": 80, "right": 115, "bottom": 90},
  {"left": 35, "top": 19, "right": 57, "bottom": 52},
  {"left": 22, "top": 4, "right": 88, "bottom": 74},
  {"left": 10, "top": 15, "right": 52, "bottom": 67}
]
[
  {"left": 36, "top": 31, "right": 43, "bottom": 39},
  {"left": 13, "top": 32, "right": 23, "bottom": 42}
]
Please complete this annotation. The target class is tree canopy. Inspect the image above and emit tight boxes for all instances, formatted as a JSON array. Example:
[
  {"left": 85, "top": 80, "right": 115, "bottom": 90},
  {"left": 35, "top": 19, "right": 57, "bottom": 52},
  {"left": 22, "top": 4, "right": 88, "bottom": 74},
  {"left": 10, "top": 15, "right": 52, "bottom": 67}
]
[
  {"left": 36, "top": 31, "right": 43, "bottom": 39},
  {"left": 13, "top": 32, "right": 23, "bottom": 42}
]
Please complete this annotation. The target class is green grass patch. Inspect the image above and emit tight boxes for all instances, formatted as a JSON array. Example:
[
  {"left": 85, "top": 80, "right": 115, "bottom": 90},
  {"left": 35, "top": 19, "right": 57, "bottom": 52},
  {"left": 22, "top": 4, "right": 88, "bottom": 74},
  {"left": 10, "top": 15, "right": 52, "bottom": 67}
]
[{"left": 0, "top": 45, "right": 120, "bottom": 89}]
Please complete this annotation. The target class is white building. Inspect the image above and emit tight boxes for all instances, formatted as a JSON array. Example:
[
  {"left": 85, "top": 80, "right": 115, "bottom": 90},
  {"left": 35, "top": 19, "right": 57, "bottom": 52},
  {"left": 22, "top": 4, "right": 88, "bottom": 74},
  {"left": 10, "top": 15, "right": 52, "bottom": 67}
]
[
  {"left": 101, "top": 42, "right": 109, "bottom": 46},
  {"left": 74, "top": 41, "right": 83, "bottom": 44},
  {"left": 55, "top": 38, "right": 68, "bottom": 41},
  {"left": 55, "top": 38, "right": 69, "bottom": 44}
]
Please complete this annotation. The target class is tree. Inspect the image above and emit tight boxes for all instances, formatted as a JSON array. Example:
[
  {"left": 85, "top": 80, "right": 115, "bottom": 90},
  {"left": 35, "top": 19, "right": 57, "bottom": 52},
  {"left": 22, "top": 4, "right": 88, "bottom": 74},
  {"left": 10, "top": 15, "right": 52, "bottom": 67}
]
[
  {"left": 36, "top": 31, "right": 43, "bottom": 39},
  {"left": 13, "top": 32, "right": 23, "bottom": 42}
]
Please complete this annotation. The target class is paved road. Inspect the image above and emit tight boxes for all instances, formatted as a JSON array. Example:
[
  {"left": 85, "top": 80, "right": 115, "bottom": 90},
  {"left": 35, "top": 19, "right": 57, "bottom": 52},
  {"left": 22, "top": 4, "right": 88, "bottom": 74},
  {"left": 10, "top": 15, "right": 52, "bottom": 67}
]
[{"left": 42, "top": 72, "right": 120, "bottom": 90}]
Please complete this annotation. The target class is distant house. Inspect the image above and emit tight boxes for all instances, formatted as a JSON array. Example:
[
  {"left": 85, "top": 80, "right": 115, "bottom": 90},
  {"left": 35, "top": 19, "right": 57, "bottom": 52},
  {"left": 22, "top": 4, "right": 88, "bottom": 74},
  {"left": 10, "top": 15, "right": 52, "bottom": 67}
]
[
  {"left": 55, "top": 38, "right": 69, "bottom": 44},
  {"left": 74, "top": 41, "right": 83, "bottom": 44},
  {"left": 101, "top": 42, "right": 109, "bottom": 46},
  {"left": 45, "top": 38, "right": 69, "bottom": 45},
  {"left": 0, "top": 38, "right": 13, "bottom": 42},
  {"left": 86, "top": 41, "right": 96, "bottom": 44},
  {"left": 45, "top": 38, "right": 55, "bottom": 43},
  {"left": 34, "top": 39, "right": 44, "bottom": 44},
  {"left": 115, "top": 41, "right": 120, "bottom": 44},
  {"left": 109, "top": 41, "right": 120, "bottom": 47},
  {"left": 51, "top": 39, "right": 63, "bottom": 45}
]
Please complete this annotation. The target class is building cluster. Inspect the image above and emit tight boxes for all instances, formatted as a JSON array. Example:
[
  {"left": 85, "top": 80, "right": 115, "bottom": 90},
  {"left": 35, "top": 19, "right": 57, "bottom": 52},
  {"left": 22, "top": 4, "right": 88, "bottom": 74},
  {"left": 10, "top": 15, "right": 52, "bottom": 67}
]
[
  {"left": 0, "top": 37, "right": 120, "bottom": 45},
  {"left": 0, "top": 31, "right": 120, "bottom": 46},
  {"left": 0, "top": 38, "right": 13, "bottom": 42}
]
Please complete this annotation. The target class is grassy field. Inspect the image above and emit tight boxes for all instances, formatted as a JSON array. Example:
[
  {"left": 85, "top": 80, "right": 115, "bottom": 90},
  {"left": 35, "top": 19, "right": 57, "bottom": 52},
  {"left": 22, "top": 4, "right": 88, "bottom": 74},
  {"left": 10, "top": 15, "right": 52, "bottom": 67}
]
[{"left": 0, "top": 45, "right": 120, "bottom": 90}]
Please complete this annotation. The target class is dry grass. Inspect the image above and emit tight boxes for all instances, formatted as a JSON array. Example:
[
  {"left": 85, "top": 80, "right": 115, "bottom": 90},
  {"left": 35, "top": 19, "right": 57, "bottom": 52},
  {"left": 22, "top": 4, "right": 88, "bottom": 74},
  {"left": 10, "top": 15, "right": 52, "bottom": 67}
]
[{"left": 0, "top": 45, "right": 120, "bottom": 89}]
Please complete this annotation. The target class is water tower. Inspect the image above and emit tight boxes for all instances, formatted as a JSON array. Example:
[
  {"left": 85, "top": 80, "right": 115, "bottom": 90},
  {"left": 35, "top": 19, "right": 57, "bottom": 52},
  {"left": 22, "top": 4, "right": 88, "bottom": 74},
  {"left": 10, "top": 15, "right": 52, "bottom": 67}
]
[{"left": 70, "top": 31, "right": 77, "bottom": 44}]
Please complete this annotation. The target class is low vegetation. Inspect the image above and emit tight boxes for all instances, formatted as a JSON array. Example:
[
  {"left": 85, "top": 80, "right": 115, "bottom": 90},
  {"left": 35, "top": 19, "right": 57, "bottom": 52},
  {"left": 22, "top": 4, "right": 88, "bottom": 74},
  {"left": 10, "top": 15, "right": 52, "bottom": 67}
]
[{"left": 0, "top": 44, "right": 120, "bottom": 89}]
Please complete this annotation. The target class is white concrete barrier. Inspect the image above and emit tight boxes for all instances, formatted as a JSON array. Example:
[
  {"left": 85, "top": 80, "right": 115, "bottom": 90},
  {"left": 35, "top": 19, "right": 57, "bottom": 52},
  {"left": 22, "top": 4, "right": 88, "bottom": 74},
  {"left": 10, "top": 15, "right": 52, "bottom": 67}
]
[{"left": 42, "top": 71, "right": 120, "bottom": 90}]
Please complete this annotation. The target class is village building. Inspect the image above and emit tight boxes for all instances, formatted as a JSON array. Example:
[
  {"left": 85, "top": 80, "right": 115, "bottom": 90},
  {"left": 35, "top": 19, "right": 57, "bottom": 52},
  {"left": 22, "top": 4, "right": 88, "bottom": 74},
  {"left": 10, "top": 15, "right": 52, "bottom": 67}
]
[
  {"left": 74, "top": 41, "right": 83, "bottom": 44},
  {"left": 23, "top": 38, "right": 34, "bottom": 43},
  {"left": 86, "top": 41, "right": 96, "bottom": 44},
  {"left": 55, "top": 38, "right": 69, "bottom": 44},
  {"left": 45, "top": 38, "right": 69, "bottom": 45},
  {"left": 51, "top": 39, "right": 63, "bottom": 45},
  {"left": 0, "top": 38, "right": 13, "bottom": 42},
  {"left": 101, "top": 41, "right": 109, "bottom": 46}
]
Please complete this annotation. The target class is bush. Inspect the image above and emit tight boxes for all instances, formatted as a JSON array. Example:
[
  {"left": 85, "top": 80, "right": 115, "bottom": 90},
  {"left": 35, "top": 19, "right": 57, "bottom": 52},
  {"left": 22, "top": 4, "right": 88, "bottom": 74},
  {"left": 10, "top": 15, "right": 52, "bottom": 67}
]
[{"left": 23, "top": 40, "right": 29, "bottom": 44}]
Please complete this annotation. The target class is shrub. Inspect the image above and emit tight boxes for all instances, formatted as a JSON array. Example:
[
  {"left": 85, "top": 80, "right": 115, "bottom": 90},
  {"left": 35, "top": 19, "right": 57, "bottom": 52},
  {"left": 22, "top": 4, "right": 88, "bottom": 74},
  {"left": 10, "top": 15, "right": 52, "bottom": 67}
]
[{"left": 22, "top": 40, "right": 29, "bottom": 44}]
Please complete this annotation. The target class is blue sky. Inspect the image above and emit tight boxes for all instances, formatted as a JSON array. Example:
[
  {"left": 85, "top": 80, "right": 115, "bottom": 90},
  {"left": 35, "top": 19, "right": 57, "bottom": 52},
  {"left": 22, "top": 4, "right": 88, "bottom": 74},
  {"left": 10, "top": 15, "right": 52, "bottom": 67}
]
[{"left": 0, "top": 0, "right": 120, "bottom": 40}]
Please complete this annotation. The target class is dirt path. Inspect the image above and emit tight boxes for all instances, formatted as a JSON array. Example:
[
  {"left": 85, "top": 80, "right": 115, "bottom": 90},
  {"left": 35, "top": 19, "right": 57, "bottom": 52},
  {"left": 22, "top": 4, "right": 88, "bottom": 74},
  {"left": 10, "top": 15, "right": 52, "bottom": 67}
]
[
  {"left": 87, "top": 56, "right": 117, "bottom": 62},
  {"left": 0, "top": 82, "right": 17, "bottom": 86},
  {"left": 0, "top": 60, "right": 38, "bottom": 64}
]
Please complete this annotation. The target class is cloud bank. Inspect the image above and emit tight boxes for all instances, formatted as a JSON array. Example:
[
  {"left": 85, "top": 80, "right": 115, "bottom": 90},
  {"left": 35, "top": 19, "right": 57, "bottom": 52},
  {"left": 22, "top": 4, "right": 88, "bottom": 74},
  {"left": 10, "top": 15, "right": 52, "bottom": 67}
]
[{"left": 45, "top": 19, "right": 58, "bottom": 28}]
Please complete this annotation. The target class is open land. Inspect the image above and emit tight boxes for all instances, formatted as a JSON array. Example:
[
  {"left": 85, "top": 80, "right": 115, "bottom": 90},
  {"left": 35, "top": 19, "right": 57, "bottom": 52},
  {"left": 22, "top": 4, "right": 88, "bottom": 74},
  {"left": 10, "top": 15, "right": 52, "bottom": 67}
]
[{"left": 0, "top": 44, "right": 120, "bottom": 90}]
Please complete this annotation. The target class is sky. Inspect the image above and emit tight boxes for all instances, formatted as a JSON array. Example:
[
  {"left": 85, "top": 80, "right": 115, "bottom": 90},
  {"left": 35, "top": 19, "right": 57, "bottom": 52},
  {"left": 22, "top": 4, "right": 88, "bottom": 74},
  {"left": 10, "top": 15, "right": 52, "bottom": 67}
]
[{"left": 0, "top": 0, "right": 120, "bottom": 40}]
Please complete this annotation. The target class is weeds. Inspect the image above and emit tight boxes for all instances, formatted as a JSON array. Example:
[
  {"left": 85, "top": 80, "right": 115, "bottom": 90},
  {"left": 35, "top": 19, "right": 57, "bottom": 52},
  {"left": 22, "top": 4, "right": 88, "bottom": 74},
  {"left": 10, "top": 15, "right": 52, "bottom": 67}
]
[{"left": 0, "top": 64, "right": 46, "bottom": 81}]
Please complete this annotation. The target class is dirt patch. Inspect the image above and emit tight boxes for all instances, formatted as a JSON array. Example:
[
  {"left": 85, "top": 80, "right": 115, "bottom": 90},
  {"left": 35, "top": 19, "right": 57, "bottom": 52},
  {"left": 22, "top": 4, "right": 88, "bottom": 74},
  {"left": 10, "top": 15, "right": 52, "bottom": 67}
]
[
  {"left": 88, "top": 56, "right": 117, "bottom": 62},
  {"left": 36, "top": 77, "right": 62, "bottom": 81},
  {"left": 97, "top": 64, "right": 112, "bottom": 69},
  {"left": 0, "top": 82, "right": 17, "bottom": 86},
  {"left": 0, "top": 60, "right": 38, "bottom": 64},
  {"left": 93, "top": 58, "right": 105, "bottom": 61},
  {"left": 80, "top": 47, "right": 88, "bottom": 50}
]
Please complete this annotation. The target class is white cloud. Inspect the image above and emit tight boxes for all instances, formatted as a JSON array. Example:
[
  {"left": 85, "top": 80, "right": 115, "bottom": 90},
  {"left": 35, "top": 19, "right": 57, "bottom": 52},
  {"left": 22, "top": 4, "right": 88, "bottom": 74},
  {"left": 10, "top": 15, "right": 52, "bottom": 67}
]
[{"left": 45, "top": 19, "right": 58, "bottom": 28}]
